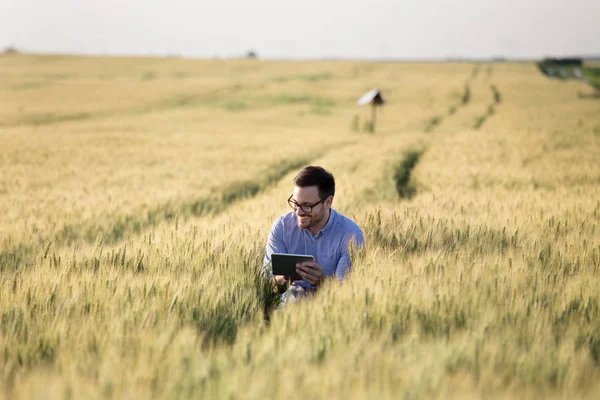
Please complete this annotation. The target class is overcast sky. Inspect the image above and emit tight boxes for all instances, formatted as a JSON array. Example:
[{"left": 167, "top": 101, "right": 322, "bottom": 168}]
[{"left": 1, "top": 0, "right": 598, "bottom": 59}]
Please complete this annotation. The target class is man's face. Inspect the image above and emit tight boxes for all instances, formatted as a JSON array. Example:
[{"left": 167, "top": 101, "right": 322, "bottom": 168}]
[{"left": 291, "top": 185, "right": 332, "bottom": 230}]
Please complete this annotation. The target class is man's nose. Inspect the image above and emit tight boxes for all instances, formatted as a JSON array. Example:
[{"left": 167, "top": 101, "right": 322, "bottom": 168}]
[{"left": 296, "top": 207, "right": 307, "bottom": 216}]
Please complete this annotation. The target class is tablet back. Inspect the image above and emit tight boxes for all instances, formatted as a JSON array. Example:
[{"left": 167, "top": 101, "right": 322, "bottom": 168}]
[{"left": 271, "top": 253, "right": 314, "bottom": 280}]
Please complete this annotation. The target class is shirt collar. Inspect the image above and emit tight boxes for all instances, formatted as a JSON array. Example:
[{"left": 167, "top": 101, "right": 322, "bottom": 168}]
[{"left": 317, "top": 208, "right": 337, "bottom": 236}]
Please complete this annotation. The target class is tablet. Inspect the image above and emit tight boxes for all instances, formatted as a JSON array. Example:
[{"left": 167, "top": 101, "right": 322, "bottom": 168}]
[{"left": 271, "top": 253, "right": 314, "bottom": 280}]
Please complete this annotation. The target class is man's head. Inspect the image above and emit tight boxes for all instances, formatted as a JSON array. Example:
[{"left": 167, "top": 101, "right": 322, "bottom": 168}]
[{"left": 288, "top": 166, "right": 335, "bottom": 231}]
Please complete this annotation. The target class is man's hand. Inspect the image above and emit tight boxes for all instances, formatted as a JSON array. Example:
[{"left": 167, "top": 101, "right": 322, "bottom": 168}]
[
  {"left": 272, "top": 275, "right": 296, "bottom": 293},
  {"left": 274, "top": 275, "right": 297, "bottom": 285},
  {"left": 296, "top": 261, "right": 323, "bottom": 286},
  {"left": 273, "top": 275, "right": 286, "bottom": 286}
]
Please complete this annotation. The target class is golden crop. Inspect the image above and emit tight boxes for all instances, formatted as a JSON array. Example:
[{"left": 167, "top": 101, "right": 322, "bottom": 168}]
[{"left": 1, "top": 54, "right": 599, "bottom": 399}]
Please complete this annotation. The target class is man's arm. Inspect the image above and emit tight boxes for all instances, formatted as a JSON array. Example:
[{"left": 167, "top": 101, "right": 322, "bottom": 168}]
[{"left": 335, "top": 229, "right": 365, "bottom": 280}]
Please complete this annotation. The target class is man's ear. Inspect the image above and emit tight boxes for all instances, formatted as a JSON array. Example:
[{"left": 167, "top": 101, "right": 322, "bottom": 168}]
[{"left": 326, "top": 195, "right": 333, "bottom": 208}]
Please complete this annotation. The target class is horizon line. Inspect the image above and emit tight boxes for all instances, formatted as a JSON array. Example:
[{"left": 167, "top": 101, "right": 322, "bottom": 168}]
[{"left": 3, "top": 48, "right": 600, "bottom": 63}]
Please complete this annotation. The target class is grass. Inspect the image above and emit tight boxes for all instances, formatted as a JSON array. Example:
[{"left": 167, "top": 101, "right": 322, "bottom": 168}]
[
  {"left": 0, "top": 111, "right": 93, "bottom": 127},
  {"left": 439, "top": 84, "right": 472, "bottom": 124},
  {"left": 267, "top": 94, "right": 336, "bottom": 115},
  {"left": 1, "top": 55, "right": 600, "bottom": 399},
  {"left": 583, "top": 66, "right": 600, "bottom": 93},
  {"left": 0, "top": 152, "right": 325, "bottom": 271},
  {"left": 424, "top": 115, "right": 443, "bottom": 132},
  {"left": 269, "top": 93, "right": 317, "bottom": 104},
  {"left": 273, "top": 72, "right": 332, "bottom": 83},
  {"left": 491, "top": 84, "right": 501, "bottom": 104},
  {"left": 141, "top": 70, "right": 157, "bottom": 81},
  {"left": 11, "top": 81, "right": 51, "bottom": 90},
  {"left": 223, "top": 99, "right": 248, "bottom": 111},
  {"left": 473, "top": 105, "right": 495, "bottom": 129},
  {"left": 473, "top": 85, "right": 501, "bottom": 129},
  {"left": 393, "top": 148, "right": 425, "bottom": 198},
  {"left": 310, "top": 98, "right": 336, "bottom": 115},
  {"left": 461, "top": 85, "right": 471, "bottom": 105}
]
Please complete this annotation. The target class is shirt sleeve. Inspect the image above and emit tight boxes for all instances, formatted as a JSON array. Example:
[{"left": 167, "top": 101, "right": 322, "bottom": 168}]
[
  {"left": 262, "top": 217, "right": 288, "bottom": 278},
  {"left": 335, "top": 228, "right": 365, "bottom": 280}
]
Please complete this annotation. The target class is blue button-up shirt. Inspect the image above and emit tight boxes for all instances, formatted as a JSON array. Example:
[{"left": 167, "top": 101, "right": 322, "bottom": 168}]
[{"left": 263, "top": 209, "right": 365, "bottom": 290}]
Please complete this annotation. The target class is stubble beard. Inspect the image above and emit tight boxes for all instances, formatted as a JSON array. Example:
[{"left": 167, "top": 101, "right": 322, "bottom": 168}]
[{"left": 297, "top": 212, "right": 323, "bottom": 230}]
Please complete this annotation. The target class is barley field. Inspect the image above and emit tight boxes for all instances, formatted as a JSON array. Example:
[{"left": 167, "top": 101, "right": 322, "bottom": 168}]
[{"left": 1, "top": 54, "right": 600, "bottom": 399}]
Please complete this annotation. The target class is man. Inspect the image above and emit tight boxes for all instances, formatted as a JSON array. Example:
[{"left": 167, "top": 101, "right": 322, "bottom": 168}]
[{"left": 263, "top": 166, "right": 364, "bottom": 304}]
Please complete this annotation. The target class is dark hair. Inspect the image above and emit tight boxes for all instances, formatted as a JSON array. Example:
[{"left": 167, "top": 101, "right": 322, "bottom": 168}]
[{"left": 293, "top": 166, "right": 335, "bottom": 198}]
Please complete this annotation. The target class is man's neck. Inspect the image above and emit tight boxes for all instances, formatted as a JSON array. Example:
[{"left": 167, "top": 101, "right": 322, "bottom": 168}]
[{"left": 308, "top": 209, "right": 331, "bottom": 236}]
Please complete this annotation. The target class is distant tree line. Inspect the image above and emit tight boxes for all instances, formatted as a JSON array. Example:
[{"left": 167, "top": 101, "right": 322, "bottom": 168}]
[
  {"left": 537, "top": 57, "right": 600, "bottom": 96},
  {"left": 2, "top": 46, "right": 19, "bottom": 54},
  {"left": 538, "top": 57, "right": 583, "bottom": 67}
]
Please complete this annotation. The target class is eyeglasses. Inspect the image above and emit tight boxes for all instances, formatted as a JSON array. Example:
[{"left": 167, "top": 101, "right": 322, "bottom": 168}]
[{"left": 288, "top": 194, "right": 326, "bottom": 213}]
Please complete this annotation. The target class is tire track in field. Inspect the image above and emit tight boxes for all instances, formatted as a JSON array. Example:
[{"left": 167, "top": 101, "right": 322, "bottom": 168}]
[
  {"left": 486, "top": 64, "right": 493, "bottom": 79},
  {"left": 0, "top": 84, "right": 246, "bottom": 128},
  {"left": 424, "top": 83, "right": 472, "bottom": 133},
  {"left": 422, "top": 64, "right": 481, "bottom": 133},
  {"left": 393, "top": 147, "right": 426, "bottom": 199},
  {"left": 0, "top": 142, "right": 353, "bottom": 270},
  {"left": 426, "top": 70, "right": 503, "bottom": 133},
  {"left": 473, "top": 84, "right": 502, "bottom": 130},
  {"left": 358, "top": 140, "right": 428, "bottom": 204}
]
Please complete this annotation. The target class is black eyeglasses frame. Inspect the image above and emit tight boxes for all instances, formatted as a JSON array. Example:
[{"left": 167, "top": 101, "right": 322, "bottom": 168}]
[{"left": 287, "top": 194, "right": 327, "bottom": 213}]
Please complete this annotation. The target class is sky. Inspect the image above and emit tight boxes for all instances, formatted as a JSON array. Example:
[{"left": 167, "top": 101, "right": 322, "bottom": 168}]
[{"left": 1, "top": 0, "right": 598, "bottom": 60}]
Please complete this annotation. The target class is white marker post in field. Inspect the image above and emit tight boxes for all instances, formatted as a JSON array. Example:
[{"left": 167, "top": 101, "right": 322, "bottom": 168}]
[{"left": 357, "top": 89, "right": 385, "bottom": 133}]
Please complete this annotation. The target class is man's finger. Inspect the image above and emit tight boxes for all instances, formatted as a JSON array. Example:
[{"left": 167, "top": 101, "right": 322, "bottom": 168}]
[
  {"left": 296, "top": 270, "right": 310, "bottom": 283},
  {"left": 297, "top": 268, "right": 320, "bottom": 284},
  {"left": 296, "top": 265, "right": 319, "bottom": 279},
  {"left": 301, "top": 261, "right": 320, "bottom": 270},
  {"left": 299, "top": 264, "right": 316, "bottom": 273},
  {"left": 300, "top": 272, "right": 319, "bottom": 283},
  {"left": 297, "top": 268, "right": 316, "bottom": 279},
  {"left": 297, "top": 269, "right": 318, "bottom": 284},
  {"left": 300, "top": 274, "right": 317, "bottom": 286},
  {"left": 297, "top": 264, "right": 322, "bottom": 275}
]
